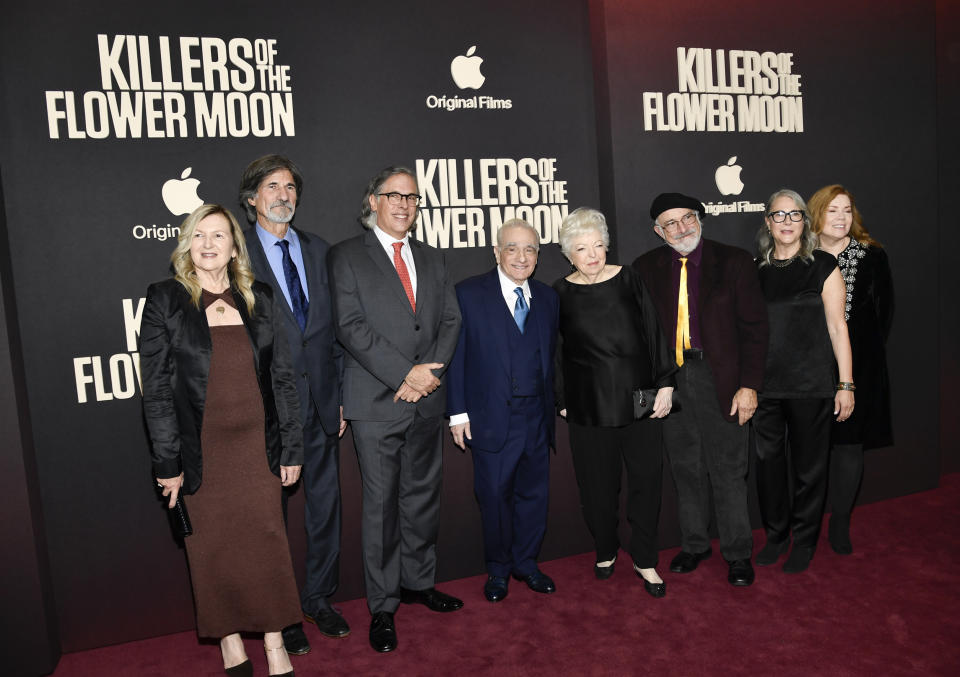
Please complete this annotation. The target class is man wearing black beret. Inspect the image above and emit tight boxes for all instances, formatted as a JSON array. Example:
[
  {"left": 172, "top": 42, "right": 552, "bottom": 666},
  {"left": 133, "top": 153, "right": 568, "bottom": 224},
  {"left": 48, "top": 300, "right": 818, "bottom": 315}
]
[{"left": 632, "top": 193, "right": 768, "bottom": 586}]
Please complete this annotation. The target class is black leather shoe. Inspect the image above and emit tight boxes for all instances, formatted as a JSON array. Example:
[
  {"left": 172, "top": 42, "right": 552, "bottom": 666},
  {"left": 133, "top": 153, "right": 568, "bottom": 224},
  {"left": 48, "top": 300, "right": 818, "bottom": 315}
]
[
  {"left": 828, "top": 514, "right": 853, "bottom": 555},
  {"left": 304, "top": 606, "right": 350, "bottom": 638},
  {"left": 400, "top": 586, "right": 464, "bottom": 612},
  {"left": 483, "top": 575, "right": 509, "bottom": 602},
  {"left": 281, "top": 624, "right": 310, "bottom": 656},
  {"left": 515, "top": 569, "right": 556, "bottom": 594},
  {"left": 669, "top": 547, "right": 712, "bottom": 573},
  {"left": 369, "top": 612, "right": 397, "bottom": 653},
  {"left": 727, "top": 558, "right": 755, "bottom": 586},
  {"left": 594, "top": 556, "right": 616, "bottom": 580},
  {"left": 756, "top": 539, "right": 790, "bottom": 566},
  {"left": 783, "top": 546, "right": 815, "bottom": 573}
]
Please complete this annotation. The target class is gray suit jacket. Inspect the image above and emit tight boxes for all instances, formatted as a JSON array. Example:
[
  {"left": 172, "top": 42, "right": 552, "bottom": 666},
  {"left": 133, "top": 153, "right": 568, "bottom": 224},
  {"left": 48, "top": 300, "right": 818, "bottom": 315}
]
[
  {"left": 245, "top": 225, "right": 342, "bottom": 435},
  {"left": 328, "top": 228, "right": 461, "bottom": 421}
]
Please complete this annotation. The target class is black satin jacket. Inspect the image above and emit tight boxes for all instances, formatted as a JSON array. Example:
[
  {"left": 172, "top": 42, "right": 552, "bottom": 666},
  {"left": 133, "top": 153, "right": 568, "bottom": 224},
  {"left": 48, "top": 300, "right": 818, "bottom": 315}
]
[{"left": 139, "top": 278, "right": 303, "bottom": 494}]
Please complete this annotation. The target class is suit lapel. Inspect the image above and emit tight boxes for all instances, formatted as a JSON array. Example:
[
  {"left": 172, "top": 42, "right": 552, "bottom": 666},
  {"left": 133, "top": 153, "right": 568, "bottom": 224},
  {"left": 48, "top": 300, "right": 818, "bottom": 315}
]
[
  {"left": 294, "top": 227, "right": 323, "bottom": 332},
  {"left": 364, "top": 229, "right": 417, "bottom": 316},
  {"left": 482, "top": 270, "right": 512, "bottom": 376}
]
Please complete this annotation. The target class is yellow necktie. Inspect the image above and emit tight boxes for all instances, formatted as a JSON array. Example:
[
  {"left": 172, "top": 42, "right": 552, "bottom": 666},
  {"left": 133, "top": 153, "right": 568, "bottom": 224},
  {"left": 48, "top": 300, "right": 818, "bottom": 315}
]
[{"left": 676, "top": 257, "right": 691, "bottom": 366}]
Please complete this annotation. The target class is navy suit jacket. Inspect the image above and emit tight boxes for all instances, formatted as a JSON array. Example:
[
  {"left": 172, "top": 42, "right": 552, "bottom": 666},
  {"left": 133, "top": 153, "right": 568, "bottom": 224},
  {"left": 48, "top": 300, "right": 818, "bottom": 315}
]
[
  {"left": 245, "top": 225, "right": 342, "bottom": 435},
  {"left": 447, "top": 268, "right": 560, "bottom": 452}
]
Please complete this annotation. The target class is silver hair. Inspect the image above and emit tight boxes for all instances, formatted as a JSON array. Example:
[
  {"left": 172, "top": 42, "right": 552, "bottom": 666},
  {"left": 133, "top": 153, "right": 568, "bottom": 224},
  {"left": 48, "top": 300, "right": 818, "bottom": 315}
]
[
  {"left": 756, "top": 188, "right": 818, "bottom": 267},
  {"left": 359, "top": 166, "right": 419, "bottom": 229},
  {"left": 558, "top": 207, "right": 611, "bottom": 258},
  {"left": 496, "top": 218, "right": 540, "bottom": 249}
]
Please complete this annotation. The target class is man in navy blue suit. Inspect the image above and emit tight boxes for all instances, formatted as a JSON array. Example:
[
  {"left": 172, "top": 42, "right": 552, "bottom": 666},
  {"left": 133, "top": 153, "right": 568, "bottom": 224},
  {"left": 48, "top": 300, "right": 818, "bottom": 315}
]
[
  {"left": 447, "top": 218, "right": 560, "bottom": 602},
  {"left": 239, "top": 155, "right": 348, "bottom": 654}
]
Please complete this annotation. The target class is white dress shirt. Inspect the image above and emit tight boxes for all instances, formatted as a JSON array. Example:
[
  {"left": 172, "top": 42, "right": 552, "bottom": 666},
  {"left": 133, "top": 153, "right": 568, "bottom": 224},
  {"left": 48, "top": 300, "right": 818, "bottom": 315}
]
[{"left": 373, "top": 225, "right": 417, "bottom": 297}]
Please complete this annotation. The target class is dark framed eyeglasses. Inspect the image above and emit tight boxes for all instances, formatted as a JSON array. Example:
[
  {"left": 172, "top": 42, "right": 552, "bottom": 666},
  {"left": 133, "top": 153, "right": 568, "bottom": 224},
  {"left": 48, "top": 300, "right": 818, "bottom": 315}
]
[
  {"left": 377, "top": 192, "right": 422, "bottom": 206},
  {"left": 767, "top": 210, "right": 805, "bottom": 223}
]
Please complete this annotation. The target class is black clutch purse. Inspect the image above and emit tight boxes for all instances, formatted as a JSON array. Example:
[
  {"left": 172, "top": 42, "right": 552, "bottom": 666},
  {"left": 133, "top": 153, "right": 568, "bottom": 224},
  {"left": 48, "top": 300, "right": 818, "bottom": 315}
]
[
  {"left": 633, "top": 388, "right": 680, "bottom": 419},
  {"left": 164, "top": 492, "right": 193, "bottom": 537},
  {"left": 633, "top": 388, "right": 658, "bottom": 419}
]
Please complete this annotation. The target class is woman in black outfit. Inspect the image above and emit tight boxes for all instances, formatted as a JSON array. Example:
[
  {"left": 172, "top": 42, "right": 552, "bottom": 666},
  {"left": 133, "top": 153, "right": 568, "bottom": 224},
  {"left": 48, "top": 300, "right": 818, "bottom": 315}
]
[
  {"left": 753, "top": 189, "right": 855, "bottom": 574},
  {"left": 809, "top": 184, "right": 894, "bottom": 554},
  {"left": 141, "top": 204, "right": 303, "bottom": 676},
  {"left": 554, "top": 207, "right": 676, "bottom": 596}
]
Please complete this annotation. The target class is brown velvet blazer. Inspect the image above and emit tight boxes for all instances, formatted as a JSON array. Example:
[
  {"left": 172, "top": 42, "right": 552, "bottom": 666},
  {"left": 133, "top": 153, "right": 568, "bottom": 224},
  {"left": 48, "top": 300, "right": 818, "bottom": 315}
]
[{"left": 632, "top": 238, "right": 769, "bottom": 422}]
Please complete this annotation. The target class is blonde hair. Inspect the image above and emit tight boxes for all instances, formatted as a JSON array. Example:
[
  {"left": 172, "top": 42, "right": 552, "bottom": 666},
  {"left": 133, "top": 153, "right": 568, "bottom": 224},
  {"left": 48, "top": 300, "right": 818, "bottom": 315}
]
[{"left": 171, "top": 204, "right": 256, "bottom": 314}]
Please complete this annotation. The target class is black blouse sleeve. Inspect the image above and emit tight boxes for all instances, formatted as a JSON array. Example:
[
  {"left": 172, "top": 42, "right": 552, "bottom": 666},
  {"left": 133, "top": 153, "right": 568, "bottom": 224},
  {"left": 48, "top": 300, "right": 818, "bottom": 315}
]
[{"left": 630, "top": 268, "right": 678, "bottom": 389}]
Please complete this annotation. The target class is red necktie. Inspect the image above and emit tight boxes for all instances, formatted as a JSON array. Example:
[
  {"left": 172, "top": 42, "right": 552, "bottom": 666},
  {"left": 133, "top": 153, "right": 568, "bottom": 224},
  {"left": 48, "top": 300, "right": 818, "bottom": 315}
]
[{"left": 392, "top": 242, "right": 416, "bottom": 311}]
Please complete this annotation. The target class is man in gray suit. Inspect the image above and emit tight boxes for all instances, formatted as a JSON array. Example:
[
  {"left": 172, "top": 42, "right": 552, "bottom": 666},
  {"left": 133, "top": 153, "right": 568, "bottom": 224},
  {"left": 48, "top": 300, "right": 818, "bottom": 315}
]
[
  {"left": 328, "top": 166, "right": 463, "bottom": 653},
  {"left": 239, "top": 155, "right": 349, "bottom": 654}
]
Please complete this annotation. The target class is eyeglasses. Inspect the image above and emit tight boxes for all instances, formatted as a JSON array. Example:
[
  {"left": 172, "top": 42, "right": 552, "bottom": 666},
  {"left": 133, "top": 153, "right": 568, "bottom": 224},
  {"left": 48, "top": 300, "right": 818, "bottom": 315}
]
[
  {"left": 767, "top": 210, "right": 805, "bottom": 223},
  {"left": 658, "top": 211, "right": 698, "bottom": 233},
  {"left": 377, "top": 192, "right": 422, "bottom": 206}
]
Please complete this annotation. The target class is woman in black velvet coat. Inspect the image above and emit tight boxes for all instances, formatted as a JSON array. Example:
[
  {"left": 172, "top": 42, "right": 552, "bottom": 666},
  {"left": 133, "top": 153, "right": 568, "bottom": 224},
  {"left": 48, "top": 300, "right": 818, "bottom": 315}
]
[{"left": 809, "top": 185, "right": 894, "bottom": 554}]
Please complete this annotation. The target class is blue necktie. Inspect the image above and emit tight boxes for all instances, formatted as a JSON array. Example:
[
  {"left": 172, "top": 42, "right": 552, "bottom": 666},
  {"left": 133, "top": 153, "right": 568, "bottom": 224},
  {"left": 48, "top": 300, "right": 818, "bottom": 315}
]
[
  {"left": 277, "top": 240, "right": 309, "bottom": 332},
  {"left": 513, "top": 287, "right": 528, "bottom": 333}
]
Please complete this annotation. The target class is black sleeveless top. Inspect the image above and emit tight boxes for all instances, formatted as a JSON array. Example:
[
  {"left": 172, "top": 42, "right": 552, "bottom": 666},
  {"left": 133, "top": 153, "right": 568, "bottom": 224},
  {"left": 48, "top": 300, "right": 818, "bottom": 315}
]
[{"left": 756, "top": 249, "right": 838, "bottom": 398}]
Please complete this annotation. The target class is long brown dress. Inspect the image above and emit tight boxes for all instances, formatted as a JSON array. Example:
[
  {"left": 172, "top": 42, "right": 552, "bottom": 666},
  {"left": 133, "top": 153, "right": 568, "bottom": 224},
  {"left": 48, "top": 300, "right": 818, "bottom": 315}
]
[{"left": 183, "top": 289, "right": 301, "bottom": 638}]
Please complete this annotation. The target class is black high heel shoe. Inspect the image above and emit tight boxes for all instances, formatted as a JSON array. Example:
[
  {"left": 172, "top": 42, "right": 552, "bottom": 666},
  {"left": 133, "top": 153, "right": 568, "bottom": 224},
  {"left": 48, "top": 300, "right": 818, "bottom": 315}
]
[{"left": 225, "top": 659, "right": 253, "bottom": 677}]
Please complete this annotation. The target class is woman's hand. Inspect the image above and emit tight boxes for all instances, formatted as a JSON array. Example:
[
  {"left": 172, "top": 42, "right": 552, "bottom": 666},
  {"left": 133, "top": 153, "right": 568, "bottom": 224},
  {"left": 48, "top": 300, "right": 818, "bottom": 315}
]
[
  {"left": 649, "top": 386, "right": 674, "bottom": 419},
  {"left": 156, "top": 473, "right": 184, "bottom": 509},
  {"left": 280, "top": 465, "right": 302, "bottom": 486},
  {"left": 834, "top": 390, "right": 855, "bottom": 422}
]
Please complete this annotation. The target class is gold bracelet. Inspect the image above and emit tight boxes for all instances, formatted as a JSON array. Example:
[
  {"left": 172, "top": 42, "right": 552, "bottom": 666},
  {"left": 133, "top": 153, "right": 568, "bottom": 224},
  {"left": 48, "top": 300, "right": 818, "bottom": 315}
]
[{"left": 836, "top": 382, "right": 856, "bottom": 391}]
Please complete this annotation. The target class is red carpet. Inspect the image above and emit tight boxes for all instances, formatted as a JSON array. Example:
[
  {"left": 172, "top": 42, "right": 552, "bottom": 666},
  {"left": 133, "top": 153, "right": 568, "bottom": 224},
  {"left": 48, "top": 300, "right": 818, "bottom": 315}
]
[{"left": 54, "top": 475, "right": 960, "bottom": 676}]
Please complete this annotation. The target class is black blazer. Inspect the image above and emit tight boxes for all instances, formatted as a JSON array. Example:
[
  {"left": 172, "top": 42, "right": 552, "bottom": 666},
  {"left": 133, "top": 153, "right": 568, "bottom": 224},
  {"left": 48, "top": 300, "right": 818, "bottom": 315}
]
[
  {"left": 140, "top": 278, "right": 303, "bottom": 494},
  {"left": 245, "top": 226, "right": 342, "bottom": 436}
]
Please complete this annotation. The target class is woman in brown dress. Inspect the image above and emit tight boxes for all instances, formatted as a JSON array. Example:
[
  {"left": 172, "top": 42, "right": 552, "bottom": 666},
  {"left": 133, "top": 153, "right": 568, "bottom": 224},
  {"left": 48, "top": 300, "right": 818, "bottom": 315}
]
[{"left": 141, "top": 204, "right": 303, "bottom": 676}]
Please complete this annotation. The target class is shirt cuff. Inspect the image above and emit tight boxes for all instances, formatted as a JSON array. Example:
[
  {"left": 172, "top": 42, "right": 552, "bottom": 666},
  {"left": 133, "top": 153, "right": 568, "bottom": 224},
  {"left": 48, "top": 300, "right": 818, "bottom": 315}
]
[{"left": 449, "top": 413, "right": 470, "bottom": 426}]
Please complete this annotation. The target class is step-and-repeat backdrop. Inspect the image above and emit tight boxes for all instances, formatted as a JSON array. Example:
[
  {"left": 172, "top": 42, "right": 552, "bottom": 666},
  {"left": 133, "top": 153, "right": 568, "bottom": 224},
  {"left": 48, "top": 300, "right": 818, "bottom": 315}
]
[{"left": 0, "top": 0, "right": 942, "bottom": 660}]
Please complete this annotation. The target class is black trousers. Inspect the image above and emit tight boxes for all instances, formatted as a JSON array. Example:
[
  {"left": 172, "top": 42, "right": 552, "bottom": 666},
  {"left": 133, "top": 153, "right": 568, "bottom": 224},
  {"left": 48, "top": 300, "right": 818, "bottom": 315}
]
[
  {"left": 754, "top": 397, "right": 833, "bottom": 548},
  {"left": 568, "top": 417, "right": 662, "bottom": 568},
  {"left": 662, "top": 359, "right": 753, "bottom": 561}
]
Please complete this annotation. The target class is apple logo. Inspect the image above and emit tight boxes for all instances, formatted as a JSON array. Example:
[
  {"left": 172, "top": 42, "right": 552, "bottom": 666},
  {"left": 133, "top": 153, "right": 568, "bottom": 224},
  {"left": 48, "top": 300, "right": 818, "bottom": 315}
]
[
  {"left": 162, "top": 167, "right": 204, "bottom": 216},
  {"left": 450, "top": 46, "right": 485, "bottom": 90},
  {"left": 714, "top": 156, "right": 745, "bottom": 196}
]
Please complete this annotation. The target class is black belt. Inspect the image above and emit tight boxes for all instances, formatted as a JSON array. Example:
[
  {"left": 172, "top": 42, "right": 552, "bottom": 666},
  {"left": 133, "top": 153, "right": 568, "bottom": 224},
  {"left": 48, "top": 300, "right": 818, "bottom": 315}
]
[{"left": 683, "top": 348, "right": 705, "bottom": 360}]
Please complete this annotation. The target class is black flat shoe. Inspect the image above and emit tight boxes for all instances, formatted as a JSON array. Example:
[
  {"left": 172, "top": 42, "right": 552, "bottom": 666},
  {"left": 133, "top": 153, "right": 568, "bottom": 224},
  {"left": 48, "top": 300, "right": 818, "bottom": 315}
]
[
  {"left": 225, "top": 659, "right": 253, "bottom": 677},
  {"left": 594, "top": 557, "right": 616, "bottom": 580},
  {"left": 634, "top": 565, "right": 666, "bottom": 598}
]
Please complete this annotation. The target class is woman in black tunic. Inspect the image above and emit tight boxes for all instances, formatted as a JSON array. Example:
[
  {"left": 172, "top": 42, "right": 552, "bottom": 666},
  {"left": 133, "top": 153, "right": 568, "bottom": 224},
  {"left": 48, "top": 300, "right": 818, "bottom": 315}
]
[
  {"left": 554, "top": 208, "right": 676, "bottom": 596},
  {"left": 753, "top": 190, "right": 854, "bottom": 574},
  {"left": 141, "top": 204, "right": 303, "bottom": 676},
  {"left": 809, "top": 184, "right": 894, "bottom": 554}
]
